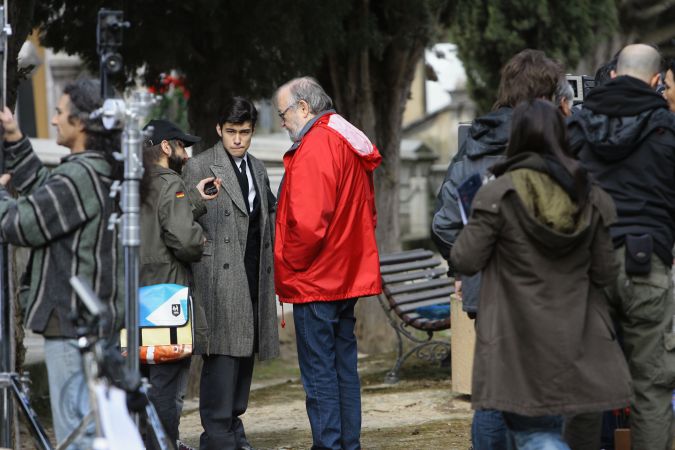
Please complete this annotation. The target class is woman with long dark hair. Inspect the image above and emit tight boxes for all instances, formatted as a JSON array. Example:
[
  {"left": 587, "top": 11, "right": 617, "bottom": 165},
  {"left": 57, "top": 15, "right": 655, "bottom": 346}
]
[{"left": 451, "top": 100, "right": 631, "bottom": 449}]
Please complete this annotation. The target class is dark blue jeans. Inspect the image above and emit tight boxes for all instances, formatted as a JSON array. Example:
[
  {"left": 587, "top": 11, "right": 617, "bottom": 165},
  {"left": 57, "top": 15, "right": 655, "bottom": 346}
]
[
  {"left": 293, "top": 299, "right": 361, "bottom": 450},
  {"left": 502, "top": 412, "right": 568, "bottom": 450},
  {"left": 141, "top": 358, "right": 191, "bottom": 449},
  {"left": 472, "top": 409, "right": 512, "bottom": 450}
]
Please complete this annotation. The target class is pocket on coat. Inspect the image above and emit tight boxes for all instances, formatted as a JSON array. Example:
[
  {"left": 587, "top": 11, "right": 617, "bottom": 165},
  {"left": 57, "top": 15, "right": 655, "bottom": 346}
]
[
  {"left": 623, "top": 275, "right": 670, "bottom": 325},
  {"left": 653, "top": 331, "right": 675, "bottom": 389},
  {"left": 192, "top": 300, "right": 210, "bottom": 351}
]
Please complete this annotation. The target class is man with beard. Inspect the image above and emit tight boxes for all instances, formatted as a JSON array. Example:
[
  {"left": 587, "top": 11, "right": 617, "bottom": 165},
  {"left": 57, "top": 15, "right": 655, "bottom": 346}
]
[
  {"left": 274, "top": 77, "right": 382, "bottom": 450},
  {"left": 140, "top": 119, "right": 220, "bottom": 450},
  {"left": 568, "top": 43, "right": 675, "bottom": 450},
  {"left": 183, "top": 98, "right": 279, "bottom": 450}
]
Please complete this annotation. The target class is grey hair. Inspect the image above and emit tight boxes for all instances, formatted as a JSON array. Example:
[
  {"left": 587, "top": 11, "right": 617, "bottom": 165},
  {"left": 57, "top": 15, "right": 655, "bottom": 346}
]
[
  {"left": 282, "top": 77, "right": 333, "bottom": 114},
  {"left": 555, "top": 79, "right": 574, "bottom": 104}
]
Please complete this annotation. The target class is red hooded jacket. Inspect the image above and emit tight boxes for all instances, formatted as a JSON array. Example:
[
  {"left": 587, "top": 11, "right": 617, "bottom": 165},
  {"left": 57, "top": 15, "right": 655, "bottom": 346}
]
[{"left": 274, "top": 112, "right": 382, "bottom": 303}]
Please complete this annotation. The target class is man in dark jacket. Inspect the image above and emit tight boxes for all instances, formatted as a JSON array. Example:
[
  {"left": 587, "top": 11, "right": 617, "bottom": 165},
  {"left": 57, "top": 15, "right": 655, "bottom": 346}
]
[
  {"left": 432, "top": 49, "right": 563, "bottom": 450},
  {"left": 140, "top": 119, "right": 219, "bottom": 450},
  {"left": 568, "top": 43, "right": 675, "bottom": 450}
]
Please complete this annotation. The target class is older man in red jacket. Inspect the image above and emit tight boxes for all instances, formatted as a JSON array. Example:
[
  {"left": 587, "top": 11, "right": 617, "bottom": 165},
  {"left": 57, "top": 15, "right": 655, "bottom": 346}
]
[{"left": 274, "top": 76, "right": 382, "bottom": 450}]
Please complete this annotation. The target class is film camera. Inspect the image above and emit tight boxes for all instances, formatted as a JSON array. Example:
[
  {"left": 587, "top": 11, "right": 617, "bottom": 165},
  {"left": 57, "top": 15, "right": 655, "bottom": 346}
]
[
  {"left": 566, "top": 75, "right": 595, "bottom": 105},
  {"left": 97, "top": 9, "right": 129, "bottom": 98}
]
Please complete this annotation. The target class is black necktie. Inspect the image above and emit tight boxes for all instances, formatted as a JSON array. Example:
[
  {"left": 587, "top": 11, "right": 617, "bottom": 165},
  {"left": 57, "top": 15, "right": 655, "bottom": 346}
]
[{"left": 238, "top": 159, "right": 250, "bottom": 212}]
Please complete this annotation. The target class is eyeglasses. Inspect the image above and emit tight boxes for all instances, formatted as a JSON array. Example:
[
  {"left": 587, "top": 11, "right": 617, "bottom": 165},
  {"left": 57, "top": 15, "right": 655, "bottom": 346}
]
[{"left": 278, "top": 103, "right": 297, "bottom": 122}]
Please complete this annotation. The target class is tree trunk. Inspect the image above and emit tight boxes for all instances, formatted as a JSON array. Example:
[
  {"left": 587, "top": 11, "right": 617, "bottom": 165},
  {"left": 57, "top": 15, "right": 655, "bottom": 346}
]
[
  {"left": 5, "top": 1, "right": 38, "bottom": 383},
  {"left": 8, "top": 0, "right": 38, "bottom": 111},
  {"left": 324, "top": 5, "right": 426, "bottom": 352}
]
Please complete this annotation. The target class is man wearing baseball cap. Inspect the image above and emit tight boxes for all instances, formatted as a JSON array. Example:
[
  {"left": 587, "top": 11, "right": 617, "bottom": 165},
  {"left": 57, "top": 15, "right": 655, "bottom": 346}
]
[{"left": 140, "top": 119, "right": 220, "bottom": 450}]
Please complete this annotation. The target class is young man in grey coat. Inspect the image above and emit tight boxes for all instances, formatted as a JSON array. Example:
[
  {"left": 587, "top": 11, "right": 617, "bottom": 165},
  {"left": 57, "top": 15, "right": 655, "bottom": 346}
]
[{"left": 182, "top": 97, "right": 279, "bottom": 450}]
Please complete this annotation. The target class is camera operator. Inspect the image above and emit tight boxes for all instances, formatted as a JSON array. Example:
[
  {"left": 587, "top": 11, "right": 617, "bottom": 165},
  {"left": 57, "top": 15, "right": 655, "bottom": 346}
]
[
  {"left": 0, "top": 79, "right": 124, "bottom": 449},
  {"left": 568, "top": 43, "right": 675, "bottom": 450}
]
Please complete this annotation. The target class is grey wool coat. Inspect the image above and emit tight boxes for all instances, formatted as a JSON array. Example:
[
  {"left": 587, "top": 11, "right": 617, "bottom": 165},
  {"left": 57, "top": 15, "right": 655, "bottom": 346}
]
[{"left": 183, "top": 141, "right": 279, "bottom": 361}]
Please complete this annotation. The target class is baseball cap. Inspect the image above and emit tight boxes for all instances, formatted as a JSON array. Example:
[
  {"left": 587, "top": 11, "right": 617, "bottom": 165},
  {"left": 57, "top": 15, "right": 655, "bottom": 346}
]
[{"left": 143, "top": 119, "right": 201, "bottom": 147}]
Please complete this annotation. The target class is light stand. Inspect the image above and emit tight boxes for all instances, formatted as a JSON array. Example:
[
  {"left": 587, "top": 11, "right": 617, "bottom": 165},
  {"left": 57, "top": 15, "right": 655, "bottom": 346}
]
[
  {"left": 94, "top": 7, "right": 149, "bottom": 387},
  {"left": 99, "top": 91, "right": 153, "bottom": 379}
]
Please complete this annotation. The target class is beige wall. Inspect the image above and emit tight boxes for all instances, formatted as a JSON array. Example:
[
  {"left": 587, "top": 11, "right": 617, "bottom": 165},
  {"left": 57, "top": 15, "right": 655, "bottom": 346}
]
[
  {"left": 402, "top": 61, "right": 427, "bottom": 127},
  {"left": 403, "top": 90, "right": 476, "bottom": 167}
]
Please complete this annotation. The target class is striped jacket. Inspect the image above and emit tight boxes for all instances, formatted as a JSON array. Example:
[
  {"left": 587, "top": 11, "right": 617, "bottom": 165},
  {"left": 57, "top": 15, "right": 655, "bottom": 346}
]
[{"left": 0, "top": 137, "right": 123, "bottom": 338}]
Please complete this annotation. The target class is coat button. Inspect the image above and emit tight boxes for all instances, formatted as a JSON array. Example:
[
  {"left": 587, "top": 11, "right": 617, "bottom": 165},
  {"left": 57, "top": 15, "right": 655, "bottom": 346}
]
[
  {"left": 265, "top": 242, "right": 270, "bottom": 249},
  {"left": 266, "top": 267, "right": 271, "bottom": 274},
  {"left": 224, "top": 238, "right": 230, "bottom": 243},
  {"left": 223, "top": 263, "right": 229, "bottom": 269},
  {"left": 224, "top": 210, "right": 230, "bottom": 216}
]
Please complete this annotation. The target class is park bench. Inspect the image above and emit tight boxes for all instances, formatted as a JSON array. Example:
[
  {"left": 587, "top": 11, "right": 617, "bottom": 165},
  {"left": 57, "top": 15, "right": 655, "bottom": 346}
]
[{"left": 377, "top": 248, "right": 453, "bottom": 383}]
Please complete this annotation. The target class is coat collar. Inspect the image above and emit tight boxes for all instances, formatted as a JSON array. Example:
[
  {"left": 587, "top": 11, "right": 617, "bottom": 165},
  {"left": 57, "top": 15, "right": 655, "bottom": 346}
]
[
  {"left": 148, "top": 164, "right": 178, "bottom": 176},
  {"left": 286, "top": 109, "right": 336, "bottom": 152},
  {"left": 208, "top": 141, "right": 266, "bottom": 217}
]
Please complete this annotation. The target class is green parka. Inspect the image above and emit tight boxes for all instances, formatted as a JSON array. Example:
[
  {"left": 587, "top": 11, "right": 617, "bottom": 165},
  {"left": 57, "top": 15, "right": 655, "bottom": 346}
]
[
  {"left": 451, "top": 153, "right": 632, "bottom": 416},
  {"left": 140, "top": 165, "right": 206, "bottom": 286}
]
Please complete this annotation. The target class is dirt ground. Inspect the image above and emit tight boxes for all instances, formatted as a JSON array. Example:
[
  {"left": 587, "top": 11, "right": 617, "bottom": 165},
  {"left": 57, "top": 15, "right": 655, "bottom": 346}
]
[{"left": 178, "top": 353, "right": 473, "bottom": 450}]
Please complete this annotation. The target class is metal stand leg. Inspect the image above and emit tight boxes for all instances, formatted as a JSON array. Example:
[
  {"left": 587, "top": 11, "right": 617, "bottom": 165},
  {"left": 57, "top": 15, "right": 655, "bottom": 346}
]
[
  {"left": 9, "top": 375, "right": 52, "bottom": 450},
  {"left": 144, "top": 400, "right": 175, "bottom": 450},
  {"left": 57, "top": 412, "right": 94, "bottom": 450}
]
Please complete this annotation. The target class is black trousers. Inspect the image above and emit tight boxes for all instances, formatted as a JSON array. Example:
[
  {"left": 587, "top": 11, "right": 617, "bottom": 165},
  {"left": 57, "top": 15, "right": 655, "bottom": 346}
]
[
  {"left": 199, "top": 354, "right": 255, "bottom": 450},
  {"left": 142, "top": 358, "right": 191, "bottom": 449}
]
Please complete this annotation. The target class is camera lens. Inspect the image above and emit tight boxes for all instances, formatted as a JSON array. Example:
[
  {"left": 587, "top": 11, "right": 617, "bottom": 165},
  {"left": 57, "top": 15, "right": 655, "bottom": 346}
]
[{"left": 103, "top": 53, "right": 123, "bottom": 74}]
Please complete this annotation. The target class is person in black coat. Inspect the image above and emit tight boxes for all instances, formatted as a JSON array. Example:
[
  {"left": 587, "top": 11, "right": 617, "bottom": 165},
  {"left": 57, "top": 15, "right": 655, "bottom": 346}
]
[{"left": 567, "top": 43, "right": 675, "bottom": 450}]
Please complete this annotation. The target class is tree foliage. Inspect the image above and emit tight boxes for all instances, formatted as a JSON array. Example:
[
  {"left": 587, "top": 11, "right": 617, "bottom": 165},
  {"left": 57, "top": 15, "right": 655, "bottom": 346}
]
[
  {"left": 32, "top": 0, "right": 452, "bottom": 251},
  {"left": 614, "top": 0, "right": 675, "bottom": 60},
  {"left": 450, "top": 0, "right": 618, "bottom": 112},
  {"left": 33, "top": 0, "right": 351, "bottom": 146}
]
